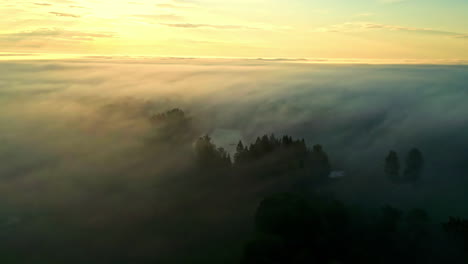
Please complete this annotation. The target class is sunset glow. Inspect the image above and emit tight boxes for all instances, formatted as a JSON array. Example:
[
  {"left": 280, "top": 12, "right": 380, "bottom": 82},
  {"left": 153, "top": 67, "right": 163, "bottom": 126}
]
[{"left": 2, "top": 0, "right": 468, "bottom": 62}]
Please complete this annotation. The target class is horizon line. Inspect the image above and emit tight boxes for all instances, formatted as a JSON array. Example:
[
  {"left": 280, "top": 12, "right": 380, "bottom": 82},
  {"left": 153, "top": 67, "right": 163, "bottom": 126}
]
[{"left": 1, "top": 52, "right": 468, "bottom": 65}]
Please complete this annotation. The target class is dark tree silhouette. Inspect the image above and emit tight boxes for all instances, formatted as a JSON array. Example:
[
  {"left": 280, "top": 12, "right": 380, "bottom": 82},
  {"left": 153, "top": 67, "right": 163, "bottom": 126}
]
[
  {"left": 406, "top": 208, "right": 429, "bottom": 229},
  {"left": 254, "top": 193, "right": 320, "bottom": 239},
  {"left": 233, "top": 135, "right": 309, "bottom": 168},
  {"left": 309, "top": 144, "right": 331, "bottom": 181},
  {"left": 242, "top": 234, "right": 286, "bottom": 264},
  {"left": 444, "top": 217, "right": 468, "bottom": 241},
  {"left": 234, "top": 141, "right": 247, "bottom": 164},
  {"left": 149, "top": 108, "right": 196, "bottom": 143},
  {"left": 242, "top": 194, "right": 446, "bottom": 264},
  {"left": 443, "top": 217, "right": 468, "bottom": 261},
  {"left": 379, "top": 205, "right": 402, "bottom": 233},
  {"left": 405, "top": 208, "right": 430, "bottom": 242},
  {"left": 243, "top": 193, "right": 321, "bottom": 264},
  {"left": 194, "top": 135, "right": 231, "bottom": 169},
  {"left": 404, "top": 148, "right": 424, "bottom": 182},
  {"left": 385, "top": 150, "right": 400, "bottom": 182}
]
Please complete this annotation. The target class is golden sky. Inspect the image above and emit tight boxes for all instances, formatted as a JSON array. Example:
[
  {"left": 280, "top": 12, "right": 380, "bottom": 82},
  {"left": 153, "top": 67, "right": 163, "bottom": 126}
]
[{"left": 1, "top": 0, "right": 468, "bottom": 61}]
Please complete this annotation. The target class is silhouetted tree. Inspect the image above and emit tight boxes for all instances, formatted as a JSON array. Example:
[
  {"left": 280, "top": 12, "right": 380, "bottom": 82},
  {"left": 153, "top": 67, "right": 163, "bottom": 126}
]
[
  {"left": 379, "top": 205, "right": 402, "bottom": 233},
  {"left": 385, "top": 150, "right": 400, "bottom": 182},
  {"left": 406, "top": 208, "right": 429, "bottom": 229},
  {"left": 242, "top": 234, "right": 286, "bottom": 264},
  {"left": 323, "top": 200, "right": 349, "bottom": 235},
  {"left": 404, "top": 148, "right": 424, "bottom": 182},
  {"left": 309, "top": 144, "right": 331, "bottom": 181},
  {"left": 444, "top": 217, "right": 468, "bottom": 240},
  {"left": 254, "top": 193, "right": 320, "bottom": 239},
  {"left": 194, "top": 135, "right": 231, "bottom": 169},
  {"left": 443, "top": 217, "right": 468, "bottom": 260},
  {"left": 149, "top": 108, "right": 196, "bottom": 143},
  {"left": 234, "top": 141, "right": 247, "bottom": 164},
  {"left": 217, "top": 147, "right": 232, "bottom": 168},
  {"left": 405, "top": 208, "right": 430, "bottom": 243},
  {"left": 233, "top": 134, "right": 310, "bottom": 174},
  {"left": 243, "top": 193, "right": 454, "bottom": 264},
  {"left": 242, "top": 193, "right": 321, "bottom": 264}
]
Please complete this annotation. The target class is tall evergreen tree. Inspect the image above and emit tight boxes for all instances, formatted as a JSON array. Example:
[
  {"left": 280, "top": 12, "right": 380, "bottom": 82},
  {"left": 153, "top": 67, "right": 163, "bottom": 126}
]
[
  {"left": 310, "top": 144, "right": 331, "bottom": 181},
  {"left": 404, "top": 148, "right": 424, "bottom": 182},
  {"left": 385, "top": 151, "right": 400, "bottom": 182},
  {"left": 234, "top": 141, "right": 246, "bottom": 164},
  {"left": 194, "top": 135, "right": 231, "bottom": 169}
]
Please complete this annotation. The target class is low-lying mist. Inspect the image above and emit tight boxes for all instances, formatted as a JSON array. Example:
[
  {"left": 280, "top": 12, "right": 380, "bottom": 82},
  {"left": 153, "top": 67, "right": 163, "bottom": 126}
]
[{"left": 1, "top": 58, "right": 468, "bottom": 263}]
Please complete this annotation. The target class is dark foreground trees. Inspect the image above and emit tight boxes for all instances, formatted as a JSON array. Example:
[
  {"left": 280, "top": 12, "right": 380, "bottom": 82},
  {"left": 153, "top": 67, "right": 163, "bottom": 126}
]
[
  {"left": 385, "top": 151, "right": 400, "bottom": 182},
  {"left": 241, "top": 193, "right": 353, "bottom": 264},
  {"left": 242, "top": 193, "right": 327, "bottom": 264},
  {"left": 241, "top": 192, "right": 468, "bottom": 264},
  {"left": 385, "top": 148, "right": 424, "bottom": 184},
  {"left": 195, "top": 133, "right": 332, "bottom": 184},
  {"left": 404, "top": 148, "right": 424, "bottom": 182},
  {"left": 1, "top": 107, "right": 464, "bottom": 264},
  {"left": 149, "top": 108, "right": 197, "bottom": 143},
  {"left": 194, "top": 135, "right": 231, "bottom": 169}
]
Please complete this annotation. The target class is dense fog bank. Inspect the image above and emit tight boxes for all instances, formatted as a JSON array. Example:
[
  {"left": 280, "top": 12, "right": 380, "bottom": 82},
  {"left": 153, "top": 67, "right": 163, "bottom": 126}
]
[{"left": 1, "top": 59, "right": 468, "bottom": 263}]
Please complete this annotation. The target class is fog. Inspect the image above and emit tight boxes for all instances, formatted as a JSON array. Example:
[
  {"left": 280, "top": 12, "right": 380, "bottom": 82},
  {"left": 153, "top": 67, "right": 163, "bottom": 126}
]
[{"left": 1, "top": 58, "right": 468, "bottom": 263}]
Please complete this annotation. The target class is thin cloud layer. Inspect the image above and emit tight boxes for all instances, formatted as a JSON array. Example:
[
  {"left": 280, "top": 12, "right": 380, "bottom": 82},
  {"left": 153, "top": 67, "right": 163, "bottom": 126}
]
[
  {"left": 49, "top": 11, "right": 81, "bottom": 18},
  {"left": 34, "top": 3, "right": 53, "bottom": 6},
  {"left": 132, "top": 14, "right": 184, "bottom": 21},
  {"left": 0, "top": 28, "right": 117, "bottom": 42},
  {"left": 1, "top": 0, "right": 466, "bottom": 59},
  {"left": 314, "top": 21, "right": 467, "bottom": 38},
  {"left": 160, "top": 23, "right": 258, "bottom": 30}
]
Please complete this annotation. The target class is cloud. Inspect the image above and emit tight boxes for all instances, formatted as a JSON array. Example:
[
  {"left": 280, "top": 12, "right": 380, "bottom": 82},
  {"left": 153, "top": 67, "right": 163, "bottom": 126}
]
[
  {"left": 156, "top": 0, "right": 198, "bottom": 9},
  {"left": 159, "top": 22, "right": 290, "bottom": 31},
  {"left": 0, "top": 28, "right": 116, "bottom": 42},
  {"left": 156, "top": 3, "right": 186, "bottom": 9},
  {"left": 132, "top": 14, "right": 183, "bottom": 22},
  {"left": 157, "top": 3, "right": 179, "bottom": 8},
  {"left": 49, "top": 11, "right": 80, "bottom": 18},
  {"left": 48, "top": 0, "right": 76, "bottom": 3},
  {"left": 0, "top": 53, "right": 36, "bottom": 56},
  {"left": 314, "top": 22, "right": 468, "bottom": 38},
  {"left": 1, "top": 58, "right": 468, "bottom": 263},
  {"left": 34, "top": 2, "right": 52, "bottom": 6},
  {"left": 160, "top": 23, "right": 259, "bottom": 30},
  {"left": 69, "top": 5, "right": 86, "bottom": 8},
  {"left": 254, "top": 58, "right": 309, "bottom": 62}
]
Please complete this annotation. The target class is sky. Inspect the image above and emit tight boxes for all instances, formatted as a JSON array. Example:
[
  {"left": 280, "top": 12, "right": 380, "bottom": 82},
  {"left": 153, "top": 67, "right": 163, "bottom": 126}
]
[{"left": 1, "top": 0, "right": 468, "bottom": 61}]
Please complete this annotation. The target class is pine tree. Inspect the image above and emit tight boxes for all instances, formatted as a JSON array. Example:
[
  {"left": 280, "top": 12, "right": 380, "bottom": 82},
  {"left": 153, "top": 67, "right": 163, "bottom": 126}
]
[
  {"left": 310, "top": 144, "right": 331, "bottom": 181},
  {"left": 385, "top": 151, "right": 400, "bottom": 183},
  {"left": 234, "top": 141, "right": 245, "bottom": 164},
  {"left": 404, "top": 148, "right": 424, "bottom": 182}
]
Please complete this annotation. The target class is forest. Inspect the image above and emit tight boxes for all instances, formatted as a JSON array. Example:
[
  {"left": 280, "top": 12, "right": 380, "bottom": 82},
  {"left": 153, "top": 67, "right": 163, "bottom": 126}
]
[
  {"left": 147, "top": 109, "right": 468, "bottom": 263},
  {"left": 1, "top": 108, "right": 468, "bottom": 264}
]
